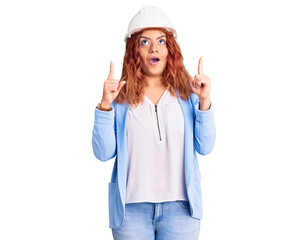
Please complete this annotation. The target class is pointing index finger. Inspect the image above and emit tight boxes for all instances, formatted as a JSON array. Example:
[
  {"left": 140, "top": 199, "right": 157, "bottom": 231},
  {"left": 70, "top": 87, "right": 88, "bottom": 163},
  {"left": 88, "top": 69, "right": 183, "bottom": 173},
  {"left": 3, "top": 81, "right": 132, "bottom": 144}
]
[
  {"left": 198, "top": 56, "right": 204, "bottom": 75},
  {"left": 107, "top": 60, "right": 114, "bottom": 79}
]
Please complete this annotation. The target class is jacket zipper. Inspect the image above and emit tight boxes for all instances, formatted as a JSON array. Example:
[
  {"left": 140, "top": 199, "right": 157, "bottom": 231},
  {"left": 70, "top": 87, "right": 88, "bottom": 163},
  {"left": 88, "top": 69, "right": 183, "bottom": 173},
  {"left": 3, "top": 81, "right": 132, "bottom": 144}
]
[{"left": 155, "top": 105, "right": 162, "bottom": 141}]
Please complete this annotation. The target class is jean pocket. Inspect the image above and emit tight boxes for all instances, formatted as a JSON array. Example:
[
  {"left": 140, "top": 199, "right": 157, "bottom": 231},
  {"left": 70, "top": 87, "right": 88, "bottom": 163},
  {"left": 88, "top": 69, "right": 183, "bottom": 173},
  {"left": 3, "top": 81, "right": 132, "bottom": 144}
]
[{"left": 176, "top": 200, "right": 190, "bottom": 209}]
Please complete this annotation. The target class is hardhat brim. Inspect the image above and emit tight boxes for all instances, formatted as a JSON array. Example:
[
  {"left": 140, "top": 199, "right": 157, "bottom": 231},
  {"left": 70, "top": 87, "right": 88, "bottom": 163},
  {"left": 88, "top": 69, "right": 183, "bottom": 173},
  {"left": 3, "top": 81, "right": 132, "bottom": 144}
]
[{"left": 124, "top": 27, "right": 177, "bottom": 42}]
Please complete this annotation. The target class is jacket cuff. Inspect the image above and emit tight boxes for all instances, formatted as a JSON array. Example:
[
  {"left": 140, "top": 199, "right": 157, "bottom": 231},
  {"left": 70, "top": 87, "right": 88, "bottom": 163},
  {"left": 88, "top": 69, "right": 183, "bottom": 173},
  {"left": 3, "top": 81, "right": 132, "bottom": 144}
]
[
  {"left": 94, "top": 106, "right": 114, "bottom": 124},
  {"left": 195, "top": 102, "right": 214, "bottom": 122}
]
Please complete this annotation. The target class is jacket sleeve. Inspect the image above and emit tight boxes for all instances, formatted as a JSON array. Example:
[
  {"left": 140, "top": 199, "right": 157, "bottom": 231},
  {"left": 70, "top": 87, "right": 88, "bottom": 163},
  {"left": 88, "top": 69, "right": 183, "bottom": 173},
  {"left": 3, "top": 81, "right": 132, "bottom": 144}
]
[
  {"left": 91, "top": 102, "right": 117, "bottom": 161},
  {"left": 192, "top": 94, "right": 216, "bottom": 155}
]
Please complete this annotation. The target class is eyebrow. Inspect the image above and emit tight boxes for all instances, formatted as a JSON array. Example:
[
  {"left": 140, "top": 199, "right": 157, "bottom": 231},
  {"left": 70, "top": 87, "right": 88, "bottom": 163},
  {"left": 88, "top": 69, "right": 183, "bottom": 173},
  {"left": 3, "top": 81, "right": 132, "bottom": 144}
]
[{"left": 140, "top": 35, "right": 166, "bottom": 40}]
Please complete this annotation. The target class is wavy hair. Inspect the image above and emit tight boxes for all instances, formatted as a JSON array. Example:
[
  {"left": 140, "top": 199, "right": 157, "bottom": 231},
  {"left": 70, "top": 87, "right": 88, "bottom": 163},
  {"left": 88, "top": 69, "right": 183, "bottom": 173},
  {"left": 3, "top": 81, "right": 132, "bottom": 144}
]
[{"left": 114, "top": 27, "right": 194, "bottom": 108}]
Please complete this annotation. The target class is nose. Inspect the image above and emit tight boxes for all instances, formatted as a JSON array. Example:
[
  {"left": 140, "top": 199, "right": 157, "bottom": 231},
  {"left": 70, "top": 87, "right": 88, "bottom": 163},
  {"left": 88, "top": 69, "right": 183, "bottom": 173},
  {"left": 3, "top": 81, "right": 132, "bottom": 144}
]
[{"left": 149, "top": 42, "right": 158, "bottom": 53}]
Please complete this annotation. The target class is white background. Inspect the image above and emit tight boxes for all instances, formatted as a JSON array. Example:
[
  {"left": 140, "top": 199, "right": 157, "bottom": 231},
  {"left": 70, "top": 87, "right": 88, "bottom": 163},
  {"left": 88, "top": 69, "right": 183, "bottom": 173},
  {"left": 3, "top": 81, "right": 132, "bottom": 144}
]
[{"left": 1, "top": 0, "right": 294, "bottom": 239}]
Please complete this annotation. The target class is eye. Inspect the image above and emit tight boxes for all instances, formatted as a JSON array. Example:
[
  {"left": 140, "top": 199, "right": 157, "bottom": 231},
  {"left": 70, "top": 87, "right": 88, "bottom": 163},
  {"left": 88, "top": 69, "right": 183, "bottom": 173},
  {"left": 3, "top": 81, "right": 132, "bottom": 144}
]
[
  {"left": 159, "top": 39, "right": 166, "bottom": 45},
  {"left": 141, "top": 40, "right": 149, "bottom": 46}
]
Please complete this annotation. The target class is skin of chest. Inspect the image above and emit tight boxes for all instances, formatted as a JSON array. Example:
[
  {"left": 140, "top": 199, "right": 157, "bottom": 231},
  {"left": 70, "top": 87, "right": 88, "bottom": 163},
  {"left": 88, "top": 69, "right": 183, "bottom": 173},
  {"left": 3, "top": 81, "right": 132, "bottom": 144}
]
[{"left": 144, "top": 86, "right": 167, "bottom": 105}]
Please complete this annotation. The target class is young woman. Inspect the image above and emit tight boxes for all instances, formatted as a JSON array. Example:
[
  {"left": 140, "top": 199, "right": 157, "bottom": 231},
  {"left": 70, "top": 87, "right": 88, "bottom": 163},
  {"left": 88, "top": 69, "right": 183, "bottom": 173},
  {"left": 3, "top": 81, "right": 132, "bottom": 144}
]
[{"left": 92, "top": 6, "right": 216, "bottom": 240}]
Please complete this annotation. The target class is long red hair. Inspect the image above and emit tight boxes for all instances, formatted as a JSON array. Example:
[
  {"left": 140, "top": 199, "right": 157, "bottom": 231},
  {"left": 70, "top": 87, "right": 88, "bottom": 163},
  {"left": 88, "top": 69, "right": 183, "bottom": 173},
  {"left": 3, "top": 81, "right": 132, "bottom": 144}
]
[{"left": 114, "top": 27, "right": 194, "bottom": 108}]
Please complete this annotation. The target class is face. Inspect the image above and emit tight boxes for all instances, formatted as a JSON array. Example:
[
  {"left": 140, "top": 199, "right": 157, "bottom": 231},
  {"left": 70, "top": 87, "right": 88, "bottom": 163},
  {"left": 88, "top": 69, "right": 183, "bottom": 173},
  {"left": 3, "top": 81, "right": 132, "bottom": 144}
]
[{"left": 138, "top": 29, "right": 168, "bottom": 78}]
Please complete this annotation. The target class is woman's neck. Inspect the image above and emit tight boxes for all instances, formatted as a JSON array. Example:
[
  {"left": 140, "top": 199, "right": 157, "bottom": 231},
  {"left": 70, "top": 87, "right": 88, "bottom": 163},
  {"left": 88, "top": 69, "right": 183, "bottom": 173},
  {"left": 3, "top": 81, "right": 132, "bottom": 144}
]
[{"left": 144, "top": 75, "right": 164, "bottom": 89}]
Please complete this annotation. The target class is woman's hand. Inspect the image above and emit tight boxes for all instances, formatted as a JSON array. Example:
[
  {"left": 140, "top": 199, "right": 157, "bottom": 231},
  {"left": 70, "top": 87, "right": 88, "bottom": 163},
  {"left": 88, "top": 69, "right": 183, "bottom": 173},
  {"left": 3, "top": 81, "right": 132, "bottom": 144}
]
[
  {"left": 100, "top": 61, "right": 126, "bottom": 108},
  {"left": 189, "top": 56, "right": 211, "bottom": 110}
]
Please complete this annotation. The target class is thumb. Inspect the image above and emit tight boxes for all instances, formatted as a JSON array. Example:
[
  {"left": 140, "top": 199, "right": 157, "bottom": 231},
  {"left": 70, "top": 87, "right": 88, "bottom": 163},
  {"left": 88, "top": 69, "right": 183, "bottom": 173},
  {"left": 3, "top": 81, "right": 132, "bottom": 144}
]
[{"left": 117, "top": 81, "right": 126, "bottom": 92}]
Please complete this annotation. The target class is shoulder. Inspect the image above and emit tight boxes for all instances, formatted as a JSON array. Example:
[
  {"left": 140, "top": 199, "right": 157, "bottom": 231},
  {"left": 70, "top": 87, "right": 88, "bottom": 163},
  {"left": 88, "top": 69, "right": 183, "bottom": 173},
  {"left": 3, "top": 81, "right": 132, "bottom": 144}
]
[
  {"left": 189, "top": 92, "right": 200, "bottom": 105},
  {"left": 110, "top": 102, "right": 116, "bottom": 108},
  {"left": 110, "top": 101, "right": 130, "bottom": 112}
]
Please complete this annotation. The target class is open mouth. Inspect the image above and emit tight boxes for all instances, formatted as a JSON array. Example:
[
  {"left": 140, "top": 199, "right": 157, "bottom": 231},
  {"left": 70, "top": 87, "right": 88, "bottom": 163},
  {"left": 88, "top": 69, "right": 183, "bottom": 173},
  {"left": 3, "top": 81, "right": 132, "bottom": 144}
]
[
  {"left": 149, "top": 57, "right": 160, "bottom": 63},
  {"left": 148, "top": 57, "right": 160, "bottom": 65}
]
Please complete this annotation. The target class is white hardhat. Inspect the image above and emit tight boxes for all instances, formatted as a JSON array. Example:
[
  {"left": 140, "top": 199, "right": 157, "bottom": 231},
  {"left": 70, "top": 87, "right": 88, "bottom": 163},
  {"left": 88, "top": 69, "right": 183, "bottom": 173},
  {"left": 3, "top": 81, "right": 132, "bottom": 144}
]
[{"left": 124, "top": 6, "right": 177, "bottom": 42}]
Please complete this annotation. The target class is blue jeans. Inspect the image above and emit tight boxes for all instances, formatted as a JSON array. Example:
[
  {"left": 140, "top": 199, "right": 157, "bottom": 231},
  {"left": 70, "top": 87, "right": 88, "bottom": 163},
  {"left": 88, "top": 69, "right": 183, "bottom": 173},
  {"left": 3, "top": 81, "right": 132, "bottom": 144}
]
[{"left": 111, "top": 200, "right": 201, "bottom": 240}]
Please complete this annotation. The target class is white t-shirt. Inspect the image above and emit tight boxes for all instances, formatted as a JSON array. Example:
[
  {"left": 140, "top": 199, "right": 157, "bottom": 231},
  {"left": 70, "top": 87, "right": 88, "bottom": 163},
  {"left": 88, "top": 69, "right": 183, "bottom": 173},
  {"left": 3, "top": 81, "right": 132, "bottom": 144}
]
[{"left": 125, "top": 89, "right": 188, "bottom": 203}]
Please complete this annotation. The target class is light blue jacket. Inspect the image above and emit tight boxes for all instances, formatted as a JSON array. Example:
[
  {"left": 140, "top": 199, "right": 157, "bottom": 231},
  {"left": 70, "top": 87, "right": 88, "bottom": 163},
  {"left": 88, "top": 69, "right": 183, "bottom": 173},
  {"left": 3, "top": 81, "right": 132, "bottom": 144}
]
[{"left": 92, "top": 91, "right": 216, "bottom": 229}]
